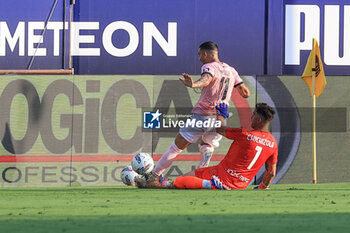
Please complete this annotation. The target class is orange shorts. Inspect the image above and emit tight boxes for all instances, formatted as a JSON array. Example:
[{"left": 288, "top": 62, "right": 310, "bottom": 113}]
[
  {"left": 194, "top": 165, "right": 242, "bottom": 190},
  {"left": 194, "top": 165, "right": 220, "bottom": 180}
]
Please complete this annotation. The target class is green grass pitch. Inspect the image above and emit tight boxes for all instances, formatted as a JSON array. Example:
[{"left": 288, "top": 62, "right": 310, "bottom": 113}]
[{"left": 1, "top": 183, "right": 349, "bottom": 233}]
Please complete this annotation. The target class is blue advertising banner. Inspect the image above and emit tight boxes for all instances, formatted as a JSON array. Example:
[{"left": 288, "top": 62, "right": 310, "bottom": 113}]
[
  {"left": 0, "top": 0, "right": 266, "bottom": 75},
  {"left": 71, "top": 0, "right": 266, "bottom": 75},
  {"left": 268, "top": 0, "right": 350, "bottom": 75},
  {"left": 2, "top": 0, "right": 350, "bottom": 75},
  {"left": 0, "top": 0, "right": 69, "bottom": 69}
]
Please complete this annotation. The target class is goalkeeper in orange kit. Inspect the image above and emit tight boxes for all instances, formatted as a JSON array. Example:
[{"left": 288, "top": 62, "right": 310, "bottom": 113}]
[{"left": 138, "top": 102, "right": 278, "bottom": 190}]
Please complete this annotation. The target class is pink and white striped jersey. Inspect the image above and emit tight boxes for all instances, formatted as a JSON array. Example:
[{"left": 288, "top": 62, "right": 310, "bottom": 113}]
[{"left": 192, "top": 62, "right": 243, "bottom": 116}]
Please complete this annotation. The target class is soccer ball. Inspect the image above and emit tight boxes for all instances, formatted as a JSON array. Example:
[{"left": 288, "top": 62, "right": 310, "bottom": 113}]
[
  {"left": 120, "top": 166, "right": 140, "bottom": 186},
  {"left": 131, "top": 153, "right": 154, "bottom": 175}
]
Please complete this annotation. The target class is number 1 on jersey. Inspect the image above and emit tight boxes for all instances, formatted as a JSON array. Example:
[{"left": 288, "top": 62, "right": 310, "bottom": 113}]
[{"left": 247, "top": 146, "right": 263, "bottom": 169}]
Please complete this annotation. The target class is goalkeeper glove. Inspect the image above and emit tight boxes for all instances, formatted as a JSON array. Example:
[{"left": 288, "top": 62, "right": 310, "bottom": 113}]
[{"left": 215, "top": 101, "right": 229, "bottom": 119}]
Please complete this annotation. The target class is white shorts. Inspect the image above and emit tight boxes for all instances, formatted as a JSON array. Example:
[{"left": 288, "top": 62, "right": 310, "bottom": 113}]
[{"left": 179, "top": 114, "right": 222, "bottom": 148}]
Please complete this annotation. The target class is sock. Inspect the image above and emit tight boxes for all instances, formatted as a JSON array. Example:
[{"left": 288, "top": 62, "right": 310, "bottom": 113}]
[
  {"left": 153, "top": 141, "right": 182, "bottom": 176},
  {"left": 198, "top": 144, "right": 214, "bottom": 155},
  {"left": 198, "top": 144, "right": 214, "bottom": 168},
  {"left": 173, "top": 176, "right": 211, "bottom": 189}
]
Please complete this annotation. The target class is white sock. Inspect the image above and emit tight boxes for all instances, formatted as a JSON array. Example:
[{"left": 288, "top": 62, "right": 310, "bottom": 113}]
[
  {"left": 198, "top": 144, "right": 214, "bottom": 168},
  {"left": 199, "top": 144, "right": 214, "bottom": 156},
  {"left": 153, "top": 142, "right": 182, "bottom": 176}
]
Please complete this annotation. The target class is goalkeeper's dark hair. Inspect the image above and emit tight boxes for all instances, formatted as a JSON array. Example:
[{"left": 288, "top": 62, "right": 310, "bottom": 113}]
[
  {"left": 255, "top": 103, "right": 275, "bottom": 122},
  {"left": 199, "top": 41, "right": 218, "bottom": 52}
]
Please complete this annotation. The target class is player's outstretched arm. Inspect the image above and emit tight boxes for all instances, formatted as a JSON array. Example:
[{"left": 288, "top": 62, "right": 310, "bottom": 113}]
[
  {"left": 236, "top": 83, "right": 250, "bottom": 98},
  {"left": 179, "top": 73, "right": 212, "bottom": 88},
  {"left": 255, "top": 163, "right": 276, "bottom": 189},
  {"left": 216, "top": 115, "right": 227, "bottom": 137}
]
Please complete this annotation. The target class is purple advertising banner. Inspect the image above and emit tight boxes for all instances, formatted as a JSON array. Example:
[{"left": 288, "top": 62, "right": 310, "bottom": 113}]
[
  {"left": 0, "top": 0, "right": 265, "bottom": 75},
  {"left": 0, "top": 0, "right": 69, "bottom": 69},
  {"left": 269, "top": 0, "right": 350, "bottom": 75},
  {"left": 1, "top": 0, "right": 350, "bottom": 75}
]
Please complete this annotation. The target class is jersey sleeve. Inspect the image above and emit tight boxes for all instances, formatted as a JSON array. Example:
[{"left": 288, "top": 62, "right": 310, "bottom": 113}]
[
  {"left": 266, "top": 146, "right": 278, "bottom": 165},
  {"left": 231, "top": 67, "right": 243, "bottom": 87},
  {"left": 225, "top": 127, "right": 245, "bottom": 140},
  {"left": 201, "top": 64, "right": 215, "bottom": 78}
]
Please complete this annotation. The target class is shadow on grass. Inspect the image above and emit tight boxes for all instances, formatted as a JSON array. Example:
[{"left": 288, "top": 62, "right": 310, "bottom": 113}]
[{"left": 1, "top": 213, "right": 349, "bottom": 233}]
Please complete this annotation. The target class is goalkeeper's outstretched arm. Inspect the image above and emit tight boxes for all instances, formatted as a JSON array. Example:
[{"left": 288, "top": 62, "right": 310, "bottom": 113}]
[
  {"left": 215, "top": 102, "right": 229, "bottom": 137},
  {"left": 259, "top": 163, "right": 276, "bottom": 189},
  {"left": 216, "top": 115, "right": 227, "bottom": 137}
]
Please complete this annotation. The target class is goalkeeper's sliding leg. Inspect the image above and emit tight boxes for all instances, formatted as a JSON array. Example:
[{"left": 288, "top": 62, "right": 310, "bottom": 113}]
[
  {"left": 136, "top": 173, "right": 230, "bottom": 190},
  {"left": 168, "top": 174, "right": 231, "bottom": 190},
  {"left": 173, "top": 176, "right": 212, "bottom": 189}
]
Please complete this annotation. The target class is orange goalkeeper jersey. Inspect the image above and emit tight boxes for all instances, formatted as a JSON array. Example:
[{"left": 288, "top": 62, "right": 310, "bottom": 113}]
[{"left": 214, "top": 127, "right": 278, "bottom": 189}]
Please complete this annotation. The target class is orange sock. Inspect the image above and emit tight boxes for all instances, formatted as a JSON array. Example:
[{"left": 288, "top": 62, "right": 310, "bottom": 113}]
[{"left": 174, "top": 176, "right": 207, "bottom": 189}]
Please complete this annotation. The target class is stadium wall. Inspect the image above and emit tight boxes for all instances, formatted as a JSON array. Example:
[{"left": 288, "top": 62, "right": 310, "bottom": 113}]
[
  {"left": 0, "top": 0, "right": 349, "bottom": 187},
  {"left": 0, "top": 75, "right": 348, "bottom": 187}
]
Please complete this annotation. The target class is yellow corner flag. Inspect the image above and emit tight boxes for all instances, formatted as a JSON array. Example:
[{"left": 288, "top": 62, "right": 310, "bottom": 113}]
[{"left": 301, "top": 38, "right": 327, "bottom": 98}]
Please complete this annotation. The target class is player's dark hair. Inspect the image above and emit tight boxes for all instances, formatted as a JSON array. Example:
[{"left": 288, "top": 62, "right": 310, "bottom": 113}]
[
  {"left": 199, "top": 41, "right": 218, "bottom": 52},
  {"left": 255, "top": 103, "right": 275, "bottom": 122}
]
